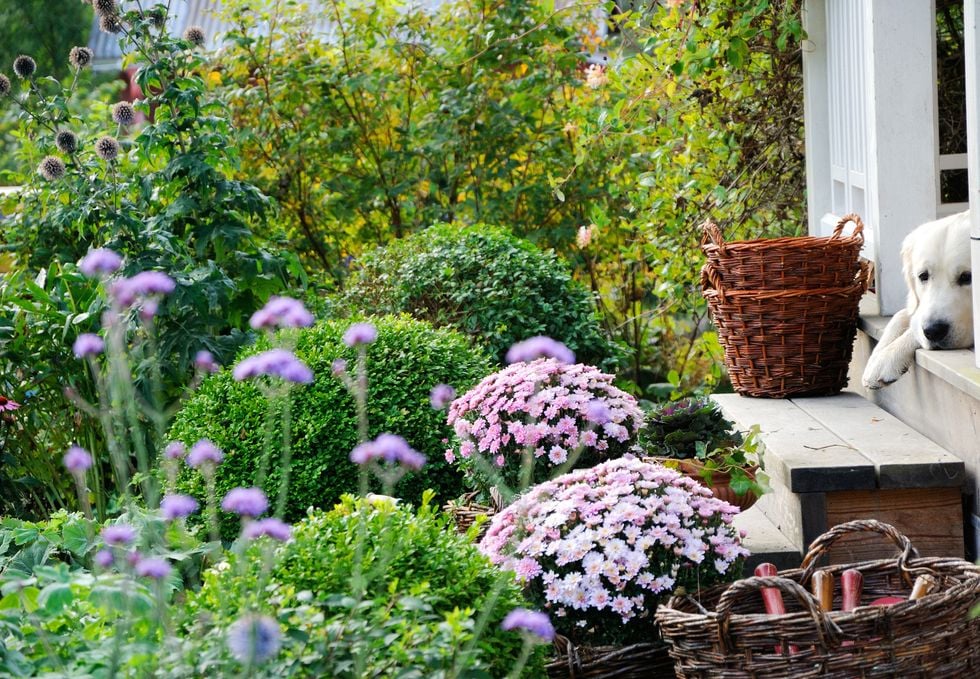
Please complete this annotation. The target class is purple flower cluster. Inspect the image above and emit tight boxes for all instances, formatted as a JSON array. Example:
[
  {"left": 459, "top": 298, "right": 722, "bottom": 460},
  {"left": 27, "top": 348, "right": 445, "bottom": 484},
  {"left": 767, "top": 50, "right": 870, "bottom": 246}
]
[
  {"left": 227, "top": 614, "right": 282, "bottom": 664},
  {"left": 187, "top": 439, "right": 224, "bottom": 468},
  {"left": 110, "top": 271, "right": 176, "bottom": 306},
  {"left": 102, "top": 523, "right": 137, "bottom": 546},
  {"left": 194, "top": 350, "right": 220, "bottom": 373},
  {"left": 221, "top": 487, "right": 269, "bottom": 517},
  {"left": 63, "top": 445, "right": 93, "bottom": 474},
  {"left": 244, "top": 517, "right": 292, "bottom": 542},
  {"left": 501, "top": 608, "right": 556, "bottom": 641},
  {"left": 160, "top": 494, "right": 199, "bottom": 521},
  {"left": 350, "top": 433, "right": 426, "bottom": 470},
  {"left": 505, "top": 336, "right": 575, "bottom": 365},
  {"left": 249, "top": 296, "right": 314, "bottom": 330},
  {"left": 479, "top": 458, "right": 748, "bottom": 630},
  {"left": 429, "top": 383, "right": 456, "bottom": 410},
  {"left": 233, "top": 349, "right": 313, "bottom": 384},
  {"left": 342, "top": 322, "right": 377, "bottom": 347},
  {"left": 445, "top": 359, "right": 644, "bottom": 484},
  {"left": 135, "top": 557, "right": 172, "bottom": 579},
  {"left": 73, "top": 333, "right": 105, "bottom": 358},
  {"left": 164, "top": 442, "right": 187, "bottom": 460},
  {"left": 79, "top": 248, "right": 123, "bottom": 277}
]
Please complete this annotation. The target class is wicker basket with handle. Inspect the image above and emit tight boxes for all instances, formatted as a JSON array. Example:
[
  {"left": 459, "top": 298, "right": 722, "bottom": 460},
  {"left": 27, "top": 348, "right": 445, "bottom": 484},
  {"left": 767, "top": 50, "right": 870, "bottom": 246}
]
[
  {"left": 700, "top": 216, "right": 871, "bottom": 398},
  {"left": 656, "top": 520, "right": 980, "bottom": 678},
  {"left": 701, "top": 214, "right": 865, "bottom": 290}
]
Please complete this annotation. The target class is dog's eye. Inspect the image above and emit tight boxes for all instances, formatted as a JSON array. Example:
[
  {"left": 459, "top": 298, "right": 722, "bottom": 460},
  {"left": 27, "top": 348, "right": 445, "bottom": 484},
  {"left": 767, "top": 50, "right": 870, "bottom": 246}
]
[
  {"left": 958, "top": 272, "right": 972, "bottom": 286},
  {"left": 918, "top": 271, "right": 929, "bottom": 283}
]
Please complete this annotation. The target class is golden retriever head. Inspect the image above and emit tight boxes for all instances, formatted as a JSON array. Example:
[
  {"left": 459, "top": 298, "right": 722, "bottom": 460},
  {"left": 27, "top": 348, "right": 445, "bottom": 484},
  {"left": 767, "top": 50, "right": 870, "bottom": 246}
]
[{"left": 902, "top": 211, "right": 973, "bottom": 350}]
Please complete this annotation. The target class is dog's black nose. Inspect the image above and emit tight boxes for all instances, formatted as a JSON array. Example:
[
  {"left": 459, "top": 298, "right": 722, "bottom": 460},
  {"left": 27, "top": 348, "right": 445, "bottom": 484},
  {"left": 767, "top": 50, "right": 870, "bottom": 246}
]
[{"left": 923, "top": 321, "right": 950, "bottom": 343}]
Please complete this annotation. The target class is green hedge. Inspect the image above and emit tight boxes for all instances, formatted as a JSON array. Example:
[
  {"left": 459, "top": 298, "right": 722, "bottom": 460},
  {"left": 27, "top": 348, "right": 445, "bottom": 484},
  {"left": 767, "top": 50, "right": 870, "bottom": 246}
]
[
  {"left": 170, "top": 316, "right": 492, "bottom": 536},
  {"left": 345, "top": 224, "right": 621, "bottom": 370}
]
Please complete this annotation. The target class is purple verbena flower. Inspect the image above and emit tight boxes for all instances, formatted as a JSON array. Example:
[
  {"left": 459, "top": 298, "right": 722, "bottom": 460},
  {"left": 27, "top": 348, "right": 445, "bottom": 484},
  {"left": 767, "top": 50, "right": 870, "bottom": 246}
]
[
  {"left": 63, "top": 445, "right": 93, "bottom": 474},
  {"left": 110, "top": 271, "right": 175, "bottom": 306},
  {"left": 331, "top": 358, "right": 347, "bottom": 376},
  {"left": 187, "top": 439, "right": 223, "bottom": 468},
  {"left": 135, "top": 557, "right": 172, "bottom": 579},
  {"left": 94, "top": 549, "right": 114, "bottom": 568},
  {"left": 342, "top": 322, "right": 377, "bottom": 347},
  {"left": 221, "top": 487, "right": 269, "bottom": 517},
  {"left": 79, "top": 248, "right": 122, "bottom": 277},
  {"left": 505, "top": 336, "right": 575, "bottom": 365},
  {"left": 227, "top": 614, "right": 282, "bottom": 664},
  {"left": 164, "top": 441, "right": 187, "bottom": 460},
  {"left": 73, "top": 333, "right": 105, "bottom": 358},
  {"left": 102, "top": 523, "right": 137, "bottom": 546},
  {"left": 194, "top": 350, "right": 220, "bottom": 373},
  {"left": 160, "top": 494, "right": 199, "bottom": 521},
  {"left": 429, "top": 383, "right": 456, "bottom": 410},
  {"left": 249, "top": 296, "right": 314, "bottom": 330},
  {"left": 349, "top": 433, "right": 426, "bottom": 470},
  {"left": 232, "top": 349, "right": 313, "bottom": 384},
  {"left": 501, "top": 608, "right": 556, "bottom": 641},
  {"left": 243, "top": 517, "right": 292, "bottom": 542}
]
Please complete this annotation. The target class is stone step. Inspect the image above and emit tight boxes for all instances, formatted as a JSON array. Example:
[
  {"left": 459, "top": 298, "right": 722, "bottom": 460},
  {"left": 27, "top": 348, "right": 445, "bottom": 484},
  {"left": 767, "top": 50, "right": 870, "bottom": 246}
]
[{"left": 732, "top": 503, "right": 802, "bottom": 572}]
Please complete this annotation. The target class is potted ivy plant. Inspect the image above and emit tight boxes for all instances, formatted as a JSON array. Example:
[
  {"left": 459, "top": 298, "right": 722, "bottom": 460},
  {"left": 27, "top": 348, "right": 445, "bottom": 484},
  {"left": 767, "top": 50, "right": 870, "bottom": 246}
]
[{"left": 641, "top": 397, "right": 768, "bottom": 510}]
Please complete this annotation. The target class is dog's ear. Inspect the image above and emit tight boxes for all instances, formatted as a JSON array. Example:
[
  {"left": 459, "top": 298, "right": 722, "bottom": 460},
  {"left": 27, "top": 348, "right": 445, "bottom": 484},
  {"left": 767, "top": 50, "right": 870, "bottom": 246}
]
[{"left": 900, "top": 229, "right": 919, "bottom": 313}]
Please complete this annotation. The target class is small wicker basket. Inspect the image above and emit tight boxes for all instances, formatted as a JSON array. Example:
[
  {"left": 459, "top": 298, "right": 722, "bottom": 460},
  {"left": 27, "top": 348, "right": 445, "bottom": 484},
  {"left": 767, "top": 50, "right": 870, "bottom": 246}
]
[
  {"left": 701, "top": 215, "right": 870, "bottom": 398},
  {"left": 656, "top": 520, "right": 980, "bottom": 678},
  {"left": 545, "top": 636, "right": 675, "bottom": 679}
]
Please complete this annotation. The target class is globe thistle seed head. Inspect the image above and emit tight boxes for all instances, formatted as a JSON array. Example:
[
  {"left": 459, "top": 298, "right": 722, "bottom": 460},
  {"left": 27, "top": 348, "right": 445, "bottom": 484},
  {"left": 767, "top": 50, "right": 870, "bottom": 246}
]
[
  {"left": 183, "top": 26, "right": 206, "bottom": 48},
  {"left": 112, "top": 101, "right": 136, "bottom": 126},
  {"left": 13, "top": 55, "right": 36, "bottom": 80},
  {"left": 69, "top": 46, "right": 94, "bottom": 71},
  {"left": 99, "top": 13, "right": 122, "bottom": 34},
  {"left": 95, "top": 136, "right": 120, "bottom": 162},
  {"left": 56, "top": 130, "right": 79, "bottom": 155},
  {"left": 38, "top": 156, "right": 66, "bottom": 181},
  {"left": 0, "top": 74, "right": 10, "bottom": 97},
  {"left": 93, "top": 0, "right": 118, "bottom": 17}
]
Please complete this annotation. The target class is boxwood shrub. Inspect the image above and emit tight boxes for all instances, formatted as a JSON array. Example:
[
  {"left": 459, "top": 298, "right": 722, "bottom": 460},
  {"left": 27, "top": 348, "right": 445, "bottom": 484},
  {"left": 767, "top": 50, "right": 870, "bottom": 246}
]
[
  {"left": 186, "top": 494, "right": 546, "bottom": 677},
  {"left": 169, "top": 316, "right": 492, "bottom": 536},
  {"left": 345, "top": 223, "right": 621, "bottom": 370}
]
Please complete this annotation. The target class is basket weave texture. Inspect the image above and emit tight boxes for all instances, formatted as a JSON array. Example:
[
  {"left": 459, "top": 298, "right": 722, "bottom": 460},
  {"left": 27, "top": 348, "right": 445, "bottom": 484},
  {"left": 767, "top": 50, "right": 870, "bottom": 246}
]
[
  {"left": 545, "top": 637, "right": 675, "bottom": 679},
  {"left": 701, "top": 214, "right": 869, "bottom": 398},
  {"left": 656, "top": 520, "right": 980, "bottom": 678}
]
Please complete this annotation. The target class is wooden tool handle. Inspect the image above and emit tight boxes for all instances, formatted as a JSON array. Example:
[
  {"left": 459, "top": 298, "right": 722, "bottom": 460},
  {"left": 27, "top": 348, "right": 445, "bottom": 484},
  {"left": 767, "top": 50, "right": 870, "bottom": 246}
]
[
  {"left": 909, "top": 574, "right": 938, "bottom": 601},
  {"left": 841, "top": 569, "right": 863, "bottom": 612},
  {"left": 811, "top": 570, "right": 834, "bottom": 612}
]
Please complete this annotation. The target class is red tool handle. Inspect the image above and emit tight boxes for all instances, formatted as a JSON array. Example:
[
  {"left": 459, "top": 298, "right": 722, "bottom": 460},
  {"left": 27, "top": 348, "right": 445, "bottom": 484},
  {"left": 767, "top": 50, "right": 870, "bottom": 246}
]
[
  {"left": 841, "top": 569, "right": 863, "bottom": 612},
  {"left": 754, "top": 563, "right": 798, "bottom": 654}
]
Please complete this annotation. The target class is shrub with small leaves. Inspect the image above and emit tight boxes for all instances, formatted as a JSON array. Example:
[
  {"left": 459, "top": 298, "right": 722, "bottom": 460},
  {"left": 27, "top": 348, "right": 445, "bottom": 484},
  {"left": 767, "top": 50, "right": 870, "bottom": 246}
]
[{"left": 170, "top": 316, "right": 492, "bottom": 537}]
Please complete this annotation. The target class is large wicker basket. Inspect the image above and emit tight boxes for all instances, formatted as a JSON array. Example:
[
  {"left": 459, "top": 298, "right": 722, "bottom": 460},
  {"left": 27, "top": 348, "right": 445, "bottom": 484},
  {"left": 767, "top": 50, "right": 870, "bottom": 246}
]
[
  {"left": 546, "top": 636, "right": 675, "bottom": 679},
  {"left": 701, "top": 215, "right": 865, "bottom": 290},
  {"left": 701, "top": 217, "right": 870, "bottom": 398},
  {"left": 656, "top": 520, "right": 980, "bottom": 678}
]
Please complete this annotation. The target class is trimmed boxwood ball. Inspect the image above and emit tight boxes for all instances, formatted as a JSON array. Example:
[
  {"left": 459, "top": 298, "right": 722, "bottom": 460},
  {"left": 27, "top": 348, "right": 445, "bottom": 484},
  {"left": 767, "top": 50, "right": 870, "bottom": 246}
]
[
  {"left": 169, "top": 315, "right": 492, "bottom": 537},
  {"left": 345, "top": 223, "right": 621, "bottom": 370}
]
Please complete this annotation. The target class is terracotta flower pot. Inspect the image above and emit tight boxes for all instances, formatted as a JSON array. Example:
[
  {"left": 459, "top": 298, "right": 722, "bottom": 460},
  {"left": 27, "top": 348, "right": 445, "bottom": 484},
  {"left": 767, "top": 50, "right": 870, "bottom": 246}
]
[{"left": 674, "top": 459, "right": 759, "bottom": 511}]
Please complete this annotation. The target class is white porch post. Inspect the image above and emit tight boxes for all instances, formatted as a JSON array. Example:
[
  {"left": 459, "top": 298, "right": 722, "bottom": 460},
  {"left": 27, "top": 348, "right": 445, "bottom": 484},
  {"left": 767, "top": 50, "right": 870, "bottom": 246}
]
[
  {"left": 865, "top": 0, "right": 940, "bottom": 316},
  {"left": 966, "top": 0, "right": 980, "bottom": 367}
]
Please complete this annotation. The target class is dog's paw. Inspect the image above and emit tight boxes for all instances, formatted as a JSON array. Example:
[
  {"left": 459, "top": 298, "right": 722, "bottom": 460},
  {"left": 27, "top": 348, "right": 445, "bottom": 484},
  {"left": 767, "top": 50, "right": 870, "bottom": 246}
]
[{"left": 862, "top": 349, "right": 913, "bottom": 389}]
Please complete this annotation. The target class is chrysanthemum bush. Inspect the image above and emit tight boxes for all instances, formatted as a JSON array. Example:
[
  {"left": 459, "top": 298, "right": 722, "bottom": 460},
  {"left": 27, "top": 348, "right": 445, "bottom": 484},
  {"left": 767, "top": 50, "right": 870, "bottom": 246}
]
[
  {"left": 446, "top": 357, "right": 645, "bottom": 497},
  {"left": 479, "top": 456, "right": 748, "bottom": 645}
]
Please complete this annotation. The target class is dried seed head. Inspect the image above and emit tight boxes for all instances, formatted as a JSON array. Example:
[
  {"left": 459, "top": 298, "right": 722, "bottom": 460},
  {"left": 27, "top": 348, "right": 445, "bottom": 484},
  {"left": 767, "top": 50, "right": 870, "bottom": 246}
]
[
  {"left": 69, "top": 46, "right": 94, "bottom": 71},
  {"left": 13, "top": 55, "right": 36, "bottom": 80},
  {"left": 56, "top": 130, "right": 79, "bottom": 155},
  {"left": 0, "top": 74, "right": 10, "bottom": 97},
  {"left": 95, "top": 135, "right": 120, "bottom": 162},
  {"left": 38, "top": 156, "right": 66, "bottom": 181},
  {"left": 93, "top": 0, "right": 118, "bottom": 17},
  {"left": 99, "top": 13, "right": 122, "bottom": 34},
  {"left": 183, "top": 26, "right": 206, "bottom": 48},
  {"left": 111, "top": 101, "right": 136, "bottom": 126}
]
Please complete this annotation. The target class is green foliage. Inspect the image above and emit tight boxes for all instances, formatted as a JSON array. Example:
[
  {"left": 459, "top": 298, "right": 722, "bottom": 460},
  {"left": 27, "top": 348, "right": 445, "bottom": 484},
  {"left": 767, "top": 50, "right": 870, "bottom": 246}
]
[
  {"left": 0, "top": 1, "right": 91, "bottom": 83},
  {"left": 346, "top": 223, "right": 619, "bottom": 369},
  {"left": 643, "top": 396, "right": 741, "bottom": 460},
  {"left": 170, "top": 316, "right": 492, "bottom": 537},
  {"left": 0, "top": 3, "right": 303, "bottom": 515},
  {"left": 187, "top": 494, "right": 544, "bottom": 678}
]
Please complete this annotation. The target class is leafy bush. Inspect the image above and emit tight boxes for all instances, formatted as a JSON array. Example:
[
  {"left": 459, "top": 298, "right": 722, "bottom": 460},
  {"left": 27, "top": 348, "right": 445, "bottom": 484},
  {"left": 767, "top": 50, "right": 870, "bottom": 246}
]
[
  {"left": 480, "top": 457, "right": 747, "bottom": 645},
  {"left": 643, "top": 396, "right": 742, "bottom": 460},
  {"left": 186, "top": 494, "right": 546, "bottom": 677},
  {"left": 346, "top": 224, "right": 619, "bottom": 369},
  {"left": 447, "top": 358, "right": 645, "bottom": 497},
  {"left": 170, "top": 316, "right": 492, "bottom": 536}
]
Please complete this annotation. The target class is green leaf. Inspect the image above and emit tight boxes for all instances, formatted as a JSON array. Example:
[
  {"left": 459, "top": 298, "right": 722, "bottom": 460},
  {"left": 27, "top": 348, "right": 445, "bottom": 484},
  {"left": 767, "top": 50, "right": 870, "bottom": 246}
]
[{"left": 38, "top": 582, "right": 73, "bottom": 614}]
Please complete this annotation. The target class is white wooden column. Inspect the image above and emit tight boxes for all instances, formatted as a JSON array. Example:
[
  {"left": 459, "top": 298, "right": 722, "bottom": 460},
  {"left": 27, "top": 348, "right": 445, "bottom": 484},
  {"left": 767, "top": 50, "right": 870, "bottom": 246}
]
[
  {"left": 865, "top": 0, "right": 940, "bottom": 316},
  {"left": 965, "top": 0, "right": 980, "bottom": 366}
]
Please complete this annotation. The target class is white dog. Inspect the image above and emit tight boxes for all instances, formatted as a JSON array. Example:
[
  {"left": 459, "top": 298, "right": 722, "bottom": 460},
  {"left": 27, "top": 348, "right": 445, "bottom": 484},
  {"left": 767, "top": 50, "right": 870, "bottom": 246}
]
[{"left": 862, "top": 210, "right": 972, "bottom": 389}]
